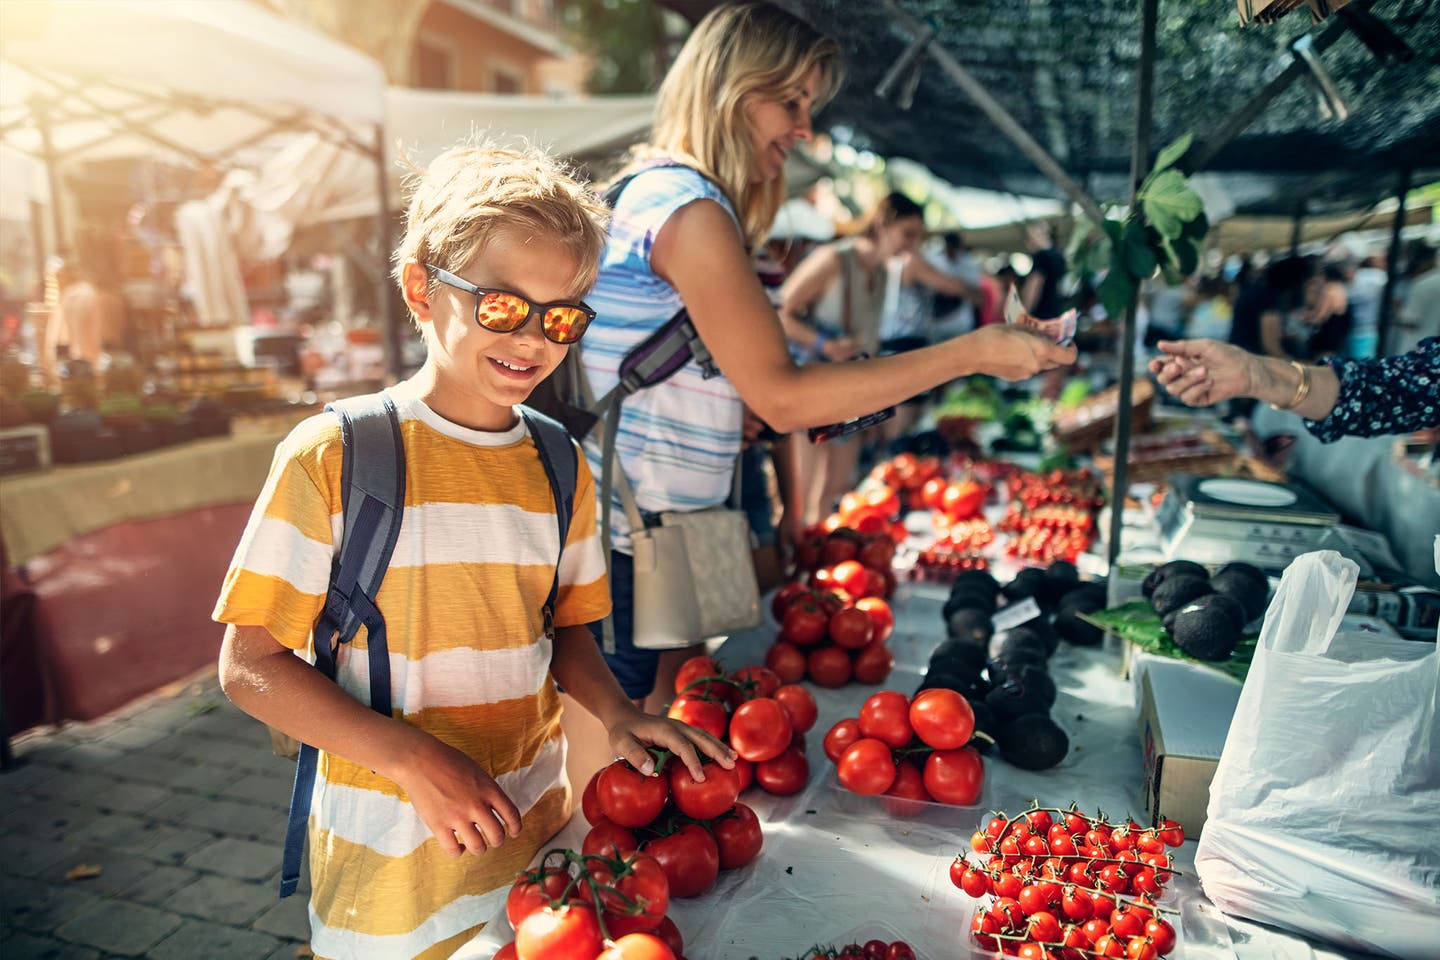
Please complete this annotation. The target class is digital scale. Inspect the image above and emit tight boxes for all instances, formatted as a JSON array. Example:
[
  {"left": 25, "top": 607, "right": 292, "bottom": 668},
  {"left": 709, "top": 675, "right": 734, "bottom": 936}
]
[{"left": 1155, "top": 475, "right": 1340, "bottom": 572}]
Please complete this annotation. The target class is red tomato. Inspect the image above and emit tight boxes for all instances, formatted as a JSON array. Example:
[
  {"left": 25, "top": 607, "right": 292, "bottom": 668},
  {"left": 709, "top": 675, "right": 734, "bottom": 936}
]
[
  {"left": 764, "top": 641, "right": 807, "bottom": 683},
  {"left": 858, "top": 690, "right": 914, "bottom": 748},
  {"left": 754, "top": 743, "right": 809, "bottom": 796},
  {"left": 582, "top": 768, "right": 605, "bottom": 825},
  {"left": 862, "top": 567, "right": 887, "bottom": 599},
  {"left": 1083, "top": 918, "right": 1111, "bottom": 944},
  {"left": 1144, "top": 917, "right": 1177, "bottom": 955},
  {"left": 673, "top": 655, "right": 730, "bottom": 698},
  {"left": 921, "top": 476, "right": 948, "bottom": 510},
  {"left": 728, "top": 698, "right": 790, "bottom": 762},
  {"left": 732, "top": 755, "right": 754, "bottom": 792},
  {"left": 582, "top": 818, "right": 639, "bottom": 859},
  {"left": 837, "top": 738, "right": 897, "bottom": 795},
  {"left": 828, "top": 606, "right": 875, "bottom": 650},
  {"left": 652, "top": 915, "right": 684, "bottom": 957},
  {"left": 857, "top": 536, "right": 896, "bottom": 571},
  {"left": 908, "top": 688, "right": 975, "bottom": 750},
  {"left": 667, "top": 760, "right": 740, "bottom": 820},
  {"left": 853, "top": 597, "right": 894, "bottom": 644},
  {"left": 880, "top": 759, "right": 932, "bottom": 817},
  {"left": 770, "top": 581, "right": 809, "bottom": 621},
  {"left": 773, "top": 683, "right": 818, "bottom": 733},
  {"left": 494, "top": 944, "right": 517, "bottom": 960},
  {"left": 862, "top": 940, "right": 888, "bottom": 960},
  {"left": 1093, "top": 934, "right": 1126, "bottom": 958},
  {"left": 822, "top": 717, "right": 862, "bottom": 762},
  {"left": 643, "top": 824, "right": 719, "bottom": 898},
  {"left": 922, "top": 746, "right": 983, "bottom": 806},
  {"left": 1109, "top": 907, "right": 1145, "bottom": 940},
  {"left": 586, "top": 852, "right": 669, "bottom": 937},
  {"left": 807, "top": 646, "right": 853, "bottom": 687},
  {"left": 944, "top": 480, "right": 985, "bottom": 520},
  {"left": 780, "top": 600, "right": 830, "bottom": 647},
  {"left": 885, "top": 943, "right": 915, "bottom": 960},
  {"left": 712, "top": 802, "right": 763, "bottom": 869},
  {"left": 597, "top": 759, "right": 670, "bottom": 828},
  {"left": 666, "top": 694, "right": 728, "bottom": 741},
  {"left": 820, "top": 533, "right": 861, "bottom": 566},
  {"left": 596, "top": 932, "right": 677, "bottom": 960},
  {"left": 731, "top": 664, "right": 781, "bottom": 700},
  {"left": 514, "top": 903, "right": 603, "bottom": 960},
  {"left": 830, "top": 560, "right": 872, "bottom": 598},
  {"left": 795, "top": 533, "right": 824, "bottom": 571},
  {"left": 851, "top": 641, "right": 894, "bottom": 685},
  {"left": 506, "top": 865, "right": 572, "bottom": 930}
]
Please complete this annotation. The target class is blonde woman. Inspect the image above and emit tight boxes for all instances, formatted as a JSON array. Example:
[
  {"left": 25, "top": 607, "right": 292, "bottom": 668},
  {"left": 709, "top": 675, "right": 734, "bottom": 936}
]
[
  {"left": 577, "top": 1, "right": 1075, "bottom": 705},
  {"left": 778, "top": 191, "right": 980, "bottom": 524}
]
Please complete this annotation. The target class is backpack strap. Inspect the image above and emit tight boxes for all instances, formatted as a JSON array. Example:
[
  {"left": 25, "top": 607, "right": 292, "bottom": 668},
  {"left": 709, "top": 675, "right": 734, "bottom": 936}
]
[
  {"left": 519, "top": 405, "right": 578, "bottom": 630},
  {"left": 280, "top": 391, "right": 405, "bottom": 899}
]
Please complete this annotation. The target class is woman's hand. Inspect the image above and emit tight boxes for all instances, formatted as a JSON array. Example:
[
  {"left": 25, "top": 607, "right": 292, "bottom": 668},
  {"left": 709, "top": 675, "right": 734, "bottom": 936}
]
[
  {"left": 963, "top": 325, "right": 1078, "bottom": 380},
  {"left": 389, "top": 732, "right": 523, "bottom": 858},
  {"left": 822, "top": 333, "right": 862, "bottom": 361},
  {"left": 607, "top": 705, "right": 737, "bottom": 781},
  {"left": 1148, "top": 338, "right": 1261, "bottom": 407}
]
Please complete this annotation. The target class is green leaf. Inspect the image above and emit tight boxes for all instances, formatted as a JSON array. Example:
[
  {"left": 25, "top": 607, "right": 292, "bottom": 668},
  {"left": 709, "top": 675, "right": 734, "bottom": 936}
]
[
  {"left": 1181, "top": 209, "right": 1210, "bottom": 242},
  {"left": 1097, "top": 268, "right": 1136, "bottom": 320},
  {"left": 1123, "top": 220, "right": 1157, "bottom": 278},
  {"left": 1079, "top": 601, "right": 1257, "bottom": 682},
  {"left": 1101, "top": 218, "right": 1124, "bottom": 246},
  {"left": 1139, "top": 169, "right": 1203, "bottom": 239},
  {"left": 1160, "top": 234, "right": 1200, "bottom": 277},
  {"left": 1152, "top": 132, "right": 1193, "bottom": 174}
]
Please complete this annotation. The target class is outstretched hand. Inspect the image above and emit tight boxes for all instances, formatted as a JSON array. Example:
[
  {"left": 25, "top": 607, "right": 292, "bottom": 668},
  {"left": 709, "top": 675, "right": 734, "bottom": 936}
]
[
  {"left": 967, "top": 324, "right": 1078, "bottom": 380},
  {"left": 608, "top": 706, "right": 737, "bottom": 782},
  {"left": 1148, "top": 339, "right": 1259, "bottom": 407}
]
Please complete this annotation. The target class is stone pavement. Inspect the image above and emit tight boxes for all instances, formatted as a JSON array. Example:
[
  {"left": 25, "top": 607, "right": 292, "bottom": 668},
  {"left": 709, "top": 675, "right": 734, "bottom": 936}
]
[{"left": 1, "top": 668, "right": 312, "bottom": 959}]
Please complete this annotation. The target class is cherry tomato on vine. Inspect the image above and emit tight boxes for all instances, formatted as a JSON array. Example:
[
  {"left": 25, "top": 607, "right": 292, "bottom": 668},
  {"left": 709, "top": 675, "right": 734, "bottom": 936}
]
[
  {"left": 513, "top": 903, "right": 603, "bottom": 960},
  {"left": 667, "top": 759, "right": 739, "bottom": 820},
  {"left": 596, "top": 932, "right": 677, "bottom": 960},
  {"left": 597, "top": 759, "right": 669, "bottom": 828},
  {"left": 728, "top": 698, "right": 790, "bottom": 762},
  {"left": 823, "top": 718, "right": 862, "bottom": 763},
  {"left": 712, "top": 802, "right": 763, "bottom": 869},
  {"left": 908, "top": 687, "right": 974, "bottom": 750},
  {"left": 837, "top": 738, "right": 897, "bottom": 795},
  {"left": 922, "top": 746, "right": 983, "bottom": 805}
]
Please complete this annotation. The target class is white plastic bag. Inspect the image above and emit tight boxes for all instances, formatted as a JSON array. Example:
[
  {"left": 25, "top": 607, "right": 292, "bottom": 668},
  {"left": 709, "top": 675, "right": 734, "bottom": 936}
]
[{"left": 1195, "top": 550, "right": 1440, "bottom": 959}]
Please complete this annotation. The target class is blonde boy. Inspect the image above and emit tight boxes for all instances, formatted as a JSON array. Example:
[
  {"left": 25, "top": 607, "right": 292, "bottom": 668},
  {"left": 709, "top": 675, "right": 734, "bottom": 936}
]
[{"left": 214, "top": 144, "right": 732, "bottom": 960}]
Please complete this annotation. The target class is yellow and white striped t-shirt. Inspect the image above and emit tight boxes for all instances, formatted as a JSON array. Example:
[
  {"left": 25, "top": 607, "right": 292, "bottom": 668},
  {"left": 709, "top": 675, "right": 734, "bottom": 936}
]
[{"left": 213, "top": 385, "right": 610, "bottom": 960}]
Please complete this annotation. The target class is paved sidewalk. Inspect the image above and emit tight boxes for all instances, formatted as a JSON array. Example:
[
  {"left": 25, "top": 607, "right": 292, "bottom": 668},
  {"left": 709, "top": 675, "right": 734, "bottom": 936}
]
[{"left": 1, "top": 668, "right": 312, "bottom": 959}]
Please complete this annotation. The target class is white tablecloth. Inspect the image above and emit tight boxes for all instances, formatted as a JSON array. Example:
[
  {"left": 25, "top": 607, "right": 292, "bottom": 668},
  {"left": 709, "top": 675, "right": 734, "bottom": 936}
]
[{"left": 461, "top": 579, "right": 1371, "bottom": 959}]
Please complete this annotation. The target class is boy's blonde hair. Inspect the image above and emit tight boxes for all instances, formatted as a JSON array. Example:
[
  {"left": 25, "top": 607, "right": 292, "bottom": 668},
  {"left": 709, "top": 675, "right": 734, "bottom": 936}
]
[
  {"left": 643, "top": 2, "right": 841, "bottom": 250},
  {"left": 392, "top": 142, "right": 610, "bottom": 299}
]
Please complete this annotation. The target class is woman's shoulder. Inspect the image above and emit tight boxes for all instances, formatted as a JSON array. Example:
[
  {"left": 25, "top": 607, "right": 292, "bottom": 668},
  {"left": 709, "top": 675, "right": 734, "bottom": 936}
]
[{"left": 612, "top": 162, "right": 731, "bottom": 214}]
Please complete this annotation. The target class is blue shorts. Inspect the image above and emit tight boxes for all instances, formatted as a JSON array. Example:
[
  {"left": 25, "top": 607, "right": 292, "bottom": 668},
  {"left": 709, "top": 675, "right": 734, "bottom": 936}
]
[{"left": 588, "top": 551, "right": 658, "bottom": 700}]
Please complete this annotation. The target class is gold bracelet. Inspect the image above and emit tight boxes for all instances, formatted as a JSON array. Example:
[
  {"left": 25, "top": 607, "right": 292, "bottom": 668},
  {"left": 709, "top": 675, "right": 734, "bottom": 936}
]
[{"left": 1272, "top": 360, "right": 1311, "bottom": 411}]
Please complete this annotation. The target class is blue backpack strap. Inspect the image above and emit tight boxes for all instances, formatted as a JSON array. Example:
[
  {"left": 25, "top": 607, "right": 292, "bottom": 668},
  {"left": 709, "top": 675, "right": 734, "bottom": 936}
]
[
  {"left": 280, "top": 391, "right": 406, "bottom": 899},
  {"left": 520, "top": 405, "right": 577, "bottom": 625}
]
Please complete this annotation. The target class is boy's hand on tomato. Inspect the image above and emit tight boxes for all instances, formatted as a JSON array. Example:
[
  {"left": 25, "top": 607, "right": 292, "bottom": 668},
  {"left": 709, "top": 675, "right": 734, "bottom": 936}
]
[
  {"left": 392, "top": 733, "right": 522, "bottom": 858},
  {"left": 607, "top": 706, "right": 737, "bottom": 782}
]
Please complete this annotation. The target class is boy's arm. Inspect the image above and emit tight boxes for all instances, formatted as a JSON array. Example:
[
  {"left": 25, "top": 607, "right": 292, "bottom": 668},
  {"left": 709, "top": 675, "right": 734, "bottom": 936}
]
[
  {"left": 219, "top": 623, "right": 522, "bottom": 857},
  {"left": 550, "top": 624, "right": 735, "bottom": 780}
]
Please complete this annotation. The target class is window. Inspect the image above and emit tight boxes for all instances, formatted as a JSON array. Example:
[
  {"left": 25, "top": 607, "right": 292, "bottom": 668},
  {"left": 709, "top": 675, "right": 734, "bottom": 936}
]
[
  {"left": 492, "top": 67, "right": 523, "bottom": 94},
  {"left": 414, "top": 36, "right": 456, "bottom": 90}
]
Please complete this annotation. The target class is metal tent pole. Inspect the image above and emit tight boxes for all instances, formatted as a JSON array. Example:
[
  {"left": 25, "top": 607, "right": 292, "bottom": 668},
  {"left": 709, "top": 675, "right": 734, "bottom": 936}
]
[
  {"left": 1106, "top": 0, "right": 1158, "bottom": 569},
  {"left": 1377, "top": 166, "right": 1412, "bottom": 357}
]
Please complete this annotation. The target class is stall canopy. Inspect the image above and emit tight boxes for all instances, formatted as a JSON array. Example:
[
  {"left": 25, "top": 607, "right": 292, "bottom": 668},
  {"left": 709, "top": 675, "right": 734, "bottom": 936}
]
[
  {"left": 0, "top": 0, "right": 386, "bottom": 174},
  {"left": 665, "top": 0, "right": 1438, "bottom": 216}
]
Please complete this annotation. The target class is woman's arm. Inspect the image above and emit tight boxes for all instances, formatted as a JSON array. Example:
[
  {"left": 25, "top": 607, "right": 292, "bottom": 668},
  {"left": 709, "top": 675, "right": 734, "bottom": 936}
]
[
  {"left": 653, "top": 200, "right": 1075, "bottom": 433},
  {"left": 901, "top": 253, "right": 978, "bottom": 302},
  {"left": 1148, "top": 339, "right": 1339, "bottom": 420},
  {"left": 776, "top": 246, "right": 857, "bottom": 360}
]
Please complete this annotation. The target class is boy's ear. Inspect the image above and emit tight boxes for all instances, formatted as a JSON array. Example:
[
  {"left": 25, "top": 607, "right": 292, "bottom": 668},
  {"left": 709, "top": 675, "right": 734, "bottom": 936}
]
[{"left": 401, "top": 261, "right": 432, "bottom": 324}]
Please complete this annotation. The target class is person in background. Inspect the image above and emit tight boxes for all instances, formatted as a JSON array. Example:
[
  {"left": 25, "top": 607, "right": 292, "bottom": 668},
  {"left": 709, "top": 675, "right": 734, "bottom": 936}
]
[
  {"left": 1144, "top": 275, "right": 1191, "bottom": 345},
  {"left": 1021, "top": 221, "right": 1067, "bottom": 319},
  {"left": 575, "top": 2, "right": 1074, "bottom": 712},
  {"left": 928, "top": 231, "right": 985, "bottom": 337},
  {"left": 1284, "top": 257, "right": 1351, "bottom": 361},
  {"left": 1346, "top": 251, "right": 1387, "bottom": 359},
  {"left": 779, "top": 191, "right": 981, "bottom": 525},
  {"left": 214, "top": 144, "right": 733, "bottom": 960},
  {"left": 1185, "top": 274, "right": 1235, "bottom": 343},
  {"left": 985, "top": 264, "right": 1020, "bottom": 326},
  {"left": 1394, "top": 241, "right": 1440, "bottom": 356},
  {"left": 1150, "top": 335, "right": 1439, "bottom": 441},
  {"left": 1231, "top": 255, "right": 1309, "bottom": 359}
]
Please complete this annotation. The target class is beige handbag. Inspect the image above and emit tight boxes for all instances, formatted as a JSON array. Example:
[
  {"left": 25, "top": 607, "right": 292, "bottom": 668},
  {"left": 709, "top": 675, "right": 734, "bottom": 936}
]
[{"left": 597, "top": 399, "right": 762, "bottom": 652}]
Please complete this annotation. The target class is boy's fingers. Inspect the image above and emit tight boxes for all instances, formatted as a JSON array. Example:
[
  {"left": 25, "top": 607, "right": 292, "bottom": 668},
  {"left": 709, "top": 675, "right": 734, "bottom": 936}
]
[
  {"left": 488, "top": 792, "right": 524, "bottom": 839},
  {"left": 690, "top": 728, "right": 738, "bottom": 768},
  {"left": 614, "top": 734, "right": 657, "bottom": 777},
  {"left": 453, "top": 821, "right": 487, "bottom": 857},
  {"left": 434, "top": 829, "right": 464, "bottom": 858},
  {"left": 471, "top": 808, "right": 507, "bottom": 850}
]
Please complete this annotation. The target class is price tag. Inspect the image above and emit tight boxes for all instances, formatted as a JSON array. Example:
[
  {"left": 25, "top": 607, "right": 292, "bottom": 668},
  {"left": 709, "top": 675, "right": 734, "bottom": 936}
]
[{"left": 992, "top": 596, "right": 1042, "bottom": 632}]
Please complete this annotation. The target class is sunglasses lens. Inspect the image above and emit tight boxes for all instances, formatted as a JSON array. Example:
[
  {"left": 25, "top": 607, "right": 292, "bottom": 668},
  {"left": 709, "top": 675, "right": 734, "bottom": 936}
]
[
  {"left": 476, "top": 293, "right": 530, "bottom": 332},
  {"left": 543, "top": 307, "right": 591, "bottom": 344}
]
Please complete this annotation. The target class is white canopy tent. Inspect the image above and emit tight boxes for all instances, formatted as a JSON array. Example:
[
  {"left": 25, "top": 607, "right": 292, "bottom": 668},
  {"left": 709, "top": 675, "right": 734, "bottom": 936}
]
[{"left": 0, "top": 0, "right": 394, "bottom": 363}]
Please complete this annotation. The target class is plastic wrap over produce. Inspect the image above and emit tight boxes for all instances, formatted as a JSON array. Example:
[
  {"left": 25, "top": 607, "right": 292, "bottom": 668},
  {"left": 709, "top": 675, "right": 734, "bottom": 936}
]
[{"left": 1195, "top": 551, "right": 1440, "bottom": 959}]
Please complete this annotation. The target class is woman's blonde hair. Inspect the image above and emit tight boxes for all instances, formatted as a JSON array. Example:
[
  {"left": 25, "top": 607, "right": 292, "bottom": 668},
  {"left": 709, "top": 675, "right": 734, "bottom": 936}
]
[
  {"left": 642, "top": 2, "right": 841, "bottom": 249},
  {"left": 392, "top": 142, "right": 610, "bottom": 299}
]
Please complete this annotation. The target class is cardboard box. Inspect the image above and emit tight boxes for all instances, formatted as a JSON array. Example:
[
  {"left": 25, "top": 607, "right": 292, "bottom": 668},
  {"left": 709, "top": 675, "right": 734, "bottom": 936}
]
[{"left": 1137, "top": 658, "right": 1242, "bottom": 837}]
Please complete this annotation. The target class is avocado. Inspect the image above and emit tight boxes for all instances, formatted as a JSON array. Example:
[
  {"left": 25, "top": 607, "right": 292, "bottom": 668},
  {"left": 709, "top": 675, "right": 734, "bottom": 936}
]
[
  {"left": 946, "top": 606, "right": 996, "bottom": 646},
  {"left": 1151, "top": 574, "right": 1212, "bottom": 618},
  {"left": 1168, "top": 594, "right": 1245, "bottom": 660},
  {"left": 1142, "top": 560, "right": 1209, "bottom": 599},
  {"left": 1002, "top": 567, "right": 1049, "bottom": 607},
  {"left": 997, "top": 714, "right": 1070, "bottom": 770},
  {"left": 1056, "top": 586, "right": 1107, "bottom": 646},
  {"left": 1209, "top": 569, "right": 1269, "bottom": 624}
]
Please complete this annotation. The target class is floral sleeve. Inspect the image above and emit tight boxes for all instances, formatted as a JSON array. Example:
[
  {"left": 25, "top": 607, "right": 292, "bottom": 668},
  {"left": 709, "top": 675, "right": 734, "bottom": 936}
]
[{"left": 1305, "top": 338, "right": 1440, "bottom": 442}]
